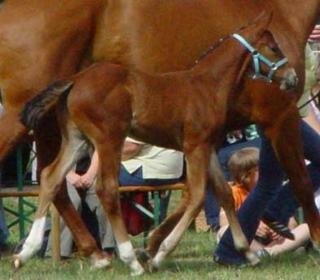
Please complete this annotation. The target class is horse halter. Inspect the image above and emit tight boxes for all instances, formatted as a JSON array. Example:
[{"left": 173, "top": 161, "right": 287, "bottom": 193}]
[{"left": 232, "top": 33, "right": 288, "bottom": 82}]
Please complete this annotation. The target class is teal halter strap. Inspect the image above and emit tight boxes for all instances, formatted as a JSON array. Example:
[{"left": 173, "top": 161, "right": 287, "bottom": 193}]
[{"left": 232, "top": 33, "right": 288, "bottom": 82}]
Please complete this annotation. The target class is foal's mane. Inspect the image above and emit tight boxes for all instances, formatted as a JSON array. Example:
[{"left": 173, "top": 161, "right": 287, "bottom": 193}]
[{"left": 191, "top": 25, "right": 247, "bottom": 68}]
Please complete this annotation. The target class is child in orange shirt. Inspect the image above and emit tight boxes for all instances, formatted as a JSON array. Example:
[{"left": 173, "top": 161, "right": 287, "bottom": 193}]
[{"left": 217, "top": 147, "right": 280, "bottom": 247}]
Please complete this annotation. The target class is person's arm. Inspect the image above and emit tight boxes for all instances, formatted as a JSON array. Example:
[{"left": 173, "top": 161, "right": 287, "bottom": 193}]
[
  {"left": 218, "top": 209, "right": 229, "bottom": 228},
  {"left": 80, "top": 151, "right": 99, "bottom": 188},
  {"left": 303, "top": 103, "right": 320, "bottom": 134},
  {"left": 121, "top": 140, "right": 142, "bottom": 161},
  {"left": 66, "top": 170, "right": 83, "bottom": 188}
]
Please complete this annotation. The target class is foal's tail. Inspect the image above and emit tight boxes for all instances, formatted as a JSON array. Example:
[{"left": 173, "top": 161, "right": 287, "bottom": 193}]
[{"left": 20, "top": 80, "right": 74, "bottom": 129}]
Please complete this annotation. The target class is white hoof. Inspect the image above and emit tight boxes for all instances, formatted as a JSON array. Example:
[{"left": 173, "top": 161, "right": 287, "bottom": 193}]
[
  {"left": 13, "top": 256, "right": 22, "bottom": 269},
  {"left": 151, "top": 251, "right": 166, "bottom": 269},
  {"left": 130, "top": 261, "right": 145, "bottom": 277},
  {"left": 245, "top": 250, "right": 260, "bottom": 266},
  {"left": 91, "top": 255, "right": 111, "bottom": 269}
]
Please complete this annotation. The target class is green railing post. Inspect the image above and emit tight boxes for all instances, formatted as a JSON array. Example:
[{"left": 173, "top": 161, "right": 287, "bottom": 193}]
[{"left": 153, "top": 191, "right": 160, "bottom": 226}]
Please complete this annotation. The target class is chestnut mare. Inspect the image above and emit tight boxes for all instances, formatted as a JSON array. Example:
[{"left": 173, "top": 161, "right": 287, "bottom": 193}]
[
  {"left": 0, "top": 0, "right": 320, "bottom": 271},
  {"left": 18, "top": 13, "right": 294, "bottom": 275}
]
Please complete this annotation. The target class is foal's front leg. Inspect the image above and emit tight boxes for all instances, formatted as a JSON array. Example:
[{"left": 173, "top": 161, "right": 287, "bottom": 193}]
[
  {"left": 145, "top": 190, "right": 189, "bottom": 257},
  {"left": 150, "top": 144, "right": 210, "bottom": 269},
  {"left": 208, "top": 151, "right": 259, "bottom": 265}
]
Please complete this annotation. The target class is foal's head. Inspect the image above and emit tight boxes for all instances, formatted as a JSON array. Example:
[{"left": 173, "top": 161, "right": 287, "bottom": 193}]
[{"left": 193, "top": 11, "right": 297, "bottom": 90}]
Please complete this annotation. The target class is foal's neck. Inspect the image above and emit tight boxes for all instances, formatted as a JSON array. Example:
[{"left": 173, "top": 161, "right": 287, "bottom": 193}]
[{"left": 191, "top": 35, "right": 252, "bottom": 80}]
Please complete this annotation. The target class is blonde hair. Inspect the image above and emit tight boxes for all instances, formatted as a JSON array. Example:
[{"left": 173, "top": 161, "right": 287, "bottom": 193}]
[{"left": 227, "top": 147, "right": 259, "bottom": 186}]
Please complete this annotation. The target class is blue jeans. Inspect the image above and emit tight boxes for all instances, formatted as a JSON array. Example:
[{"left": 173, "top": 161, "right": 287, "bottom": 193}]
[
  {"left": 204, "top": 184, "right": 220, "bottom": 229},
  {"left": 0, "top": 199, "right": 9, "bottom": 245},
  {"left": 264, "top": 163, "right": 320, "bottom": 225},
  {"left": 215, "top": 120, "right": 320, "bottom": 264},
  {"left": 119, "top": 165, "right": 182, "bottom": 223}
]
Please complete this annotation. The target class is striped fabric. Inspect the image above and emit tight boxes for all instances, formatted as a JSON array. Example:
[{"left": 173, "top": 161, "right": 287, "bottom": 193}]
[{"left": 309, "top": 25, "right": 320, "bottom": 42}]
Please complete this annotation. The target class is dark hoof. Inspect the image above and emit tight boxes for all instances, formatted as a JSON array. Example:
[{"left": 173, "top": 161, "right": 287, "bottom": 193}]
[
  {"left": 135, "top": 248, "right": 156, "bottom": 272},
  {"left": 135, "top": 248, "right": 151, "bottom": 264}
]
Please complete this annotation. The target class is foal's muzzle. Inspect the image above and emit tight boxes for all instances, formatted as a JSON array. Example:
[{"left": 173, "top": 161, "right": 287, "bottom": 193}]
[{"left": 280, "top": 68, "right": 299, "bottom": 90}]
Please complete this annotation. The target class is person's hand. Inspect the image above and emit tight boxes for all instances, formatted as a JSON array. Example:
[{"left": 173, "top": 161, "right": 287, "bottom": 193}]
[
  {"left": 256, "top": 221, "right": 270, "bottom": 238},
  {"left": 269, "top": 229, "right": 284, "bottom": 243},
  {"left": 66, "top": 172, "right": 83, "bottom": 188},
  {"left": 80, "top": 172, "right": 96, "bottom": 188}
]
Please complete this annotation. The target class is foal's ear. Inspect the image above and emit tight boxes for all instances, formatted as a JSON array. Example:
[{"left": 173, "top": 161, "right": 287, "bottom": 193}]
[{"left": 260, "top": 30, "right": 279, "bottom": 50}]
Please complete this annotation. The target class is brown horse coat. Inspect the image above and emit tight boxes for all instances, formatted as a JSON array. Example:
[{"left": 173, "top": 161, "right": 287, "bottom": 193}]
[
  {"left": 18, "top": 13, "right": 294, "bottom": 274},
  {"left": 0, "top": 0, "right": 320, "bottom": 270}
]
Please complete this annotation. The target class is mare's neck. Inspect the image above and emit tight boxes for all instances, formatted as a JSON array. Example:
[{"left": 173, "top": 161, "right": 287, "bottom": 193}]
[{"left": 273, "top": 0, "right": 320, "bottom": 43}]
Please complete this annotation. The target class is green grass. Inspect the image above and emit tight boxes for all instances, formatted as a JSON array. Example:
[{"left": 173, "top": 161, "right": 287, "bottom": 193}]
[{"left": 2, "top": 196, "right": 320, "bottom": 279}]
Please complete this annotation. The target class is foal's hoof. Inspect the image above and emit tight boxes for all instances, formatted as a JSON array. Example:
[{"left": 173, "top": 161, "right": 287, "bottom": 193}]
[
  {"left": 135, "top": 248, "right": 151, "bottom": 264},
  {"left": 90, "top": 252, "right": 112, "bottom": 269},
  {"left": 246, "top": 251, "right": 260, "bottom": 266},
  {"left": 12, "top": 255, "right": 22, "bottom": 270}
]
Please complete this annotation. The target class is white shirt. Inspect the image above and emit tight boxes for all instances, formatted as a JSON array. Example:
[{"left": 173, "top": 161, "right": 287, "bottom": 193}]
[{"left": 122, "top": 137, "right": 184, "bottom": 179}]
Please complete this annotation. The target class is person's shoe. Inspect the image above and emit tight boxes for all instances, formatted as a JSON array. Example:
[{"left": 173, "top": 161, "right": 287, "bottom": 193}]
[
  {"left": 262, "top": 217, "right": 294, "bottom": 240},
  {"left": 254, "top": 248, "right": 270, "bottom": 259}
]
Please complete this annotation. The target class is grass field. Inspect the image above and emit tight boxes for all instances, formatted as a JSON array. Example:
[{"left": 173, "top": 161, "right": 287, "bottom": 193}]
[{"left": 1, "top": 196, "right": 320, "bottom": 280}]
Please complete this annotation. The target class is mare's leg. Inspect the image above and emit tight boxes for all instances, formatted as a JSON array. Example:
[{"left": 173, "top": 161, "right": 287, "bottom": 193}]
[
  {"left": 0, "top": 110, "right": 28, "bottom": 160},
  {"left": 150, "top": 144, "right": 210, "bottom": 269},
  {"left": 94, "top": 140, "right": 144, "bottom": 276},
  {"left": 265, "top": 115, "right": 320, "bottom": 247},
  {"left": 208, "top": 152, "right": 259, "bottom": 265},
  {"left": 34, "top": 114, "right": 105, "bottom": 266},
  {"left": 13, "top": 124, "right": 105, "bottom": 268}
]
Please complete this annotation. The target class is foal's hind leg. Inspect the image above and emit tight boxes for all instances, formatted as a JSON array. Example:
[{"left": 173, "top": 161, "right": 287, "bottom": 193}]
[
  {"left": 208, "top": 151, "right": 259, "bottom": 265},
  {"left": 150, "top": 144, "right": 210, "bottom": 269},
  {"left": 13, "top": 124, "right": 106, "bottom": 268},
  {"left": 52, "top": 184, "right": 109, "bottom": 268},
  {"left": 94, "top": 140, "right": 144, "bottom": 276},
  {"left": 33, "top": 116, "right": 106, "bottom": 267}
]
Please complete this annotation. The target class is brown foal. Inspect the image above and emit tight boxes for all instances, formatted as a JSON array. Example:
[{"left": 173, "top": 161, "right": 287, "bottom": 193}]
[
  {"left": 0, "top": 1, "right": 319, "bottom": 267},
  {"left": 17, "top": 13, "right": 296, "bottom": 275}
]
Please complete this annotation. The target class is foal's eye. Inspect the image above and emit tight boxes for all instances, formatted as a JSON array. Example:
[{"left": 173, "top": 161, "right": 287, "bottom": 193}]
[{"left": 270, "top": 46, "right": 281, "bottom": 54}]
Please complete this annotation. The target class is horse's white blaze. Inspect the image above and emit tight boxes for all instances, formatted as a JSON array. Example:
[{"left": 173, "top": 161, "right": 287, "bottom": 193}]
[
  {"left": 16, "top": 216, "right": 46, "bottom": 263},
  {"left": 118, "top": 241, "right": 144, "bottom": 276}
]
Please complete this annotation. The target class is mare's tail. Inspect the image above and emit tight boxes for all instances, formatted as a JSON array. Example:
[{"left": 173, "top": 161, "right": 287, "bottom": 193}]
[{"left": 20, "top": 80, "right": 74, "bottom": 129}]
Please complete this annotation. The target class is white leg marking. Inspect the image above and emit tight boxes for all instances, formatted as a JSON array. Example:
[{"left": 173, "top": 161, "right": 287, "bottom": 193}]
[
  {"left": 118, "top": 241, "right": 144, "bottom": 276},
  {"left": 152, "top": 216, "right": 190, "bottom": 268},
  {"left": 90, "top": 252, "right": 111, "bottom": 269},
  {"left": 15, "top": 217, "right": 46, "bottom": 265},
  {"left": 152, "top": 238, "right": 173, "bottom": 268}
]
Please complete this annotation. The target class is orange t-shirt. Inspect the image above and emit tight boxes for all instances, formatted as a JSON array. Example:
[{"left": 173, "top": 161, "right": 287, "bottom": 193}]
[{"left": 231, "top": 183, "right": 249, "bottom": 210}]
